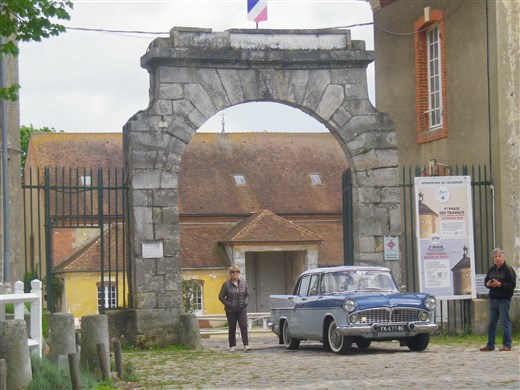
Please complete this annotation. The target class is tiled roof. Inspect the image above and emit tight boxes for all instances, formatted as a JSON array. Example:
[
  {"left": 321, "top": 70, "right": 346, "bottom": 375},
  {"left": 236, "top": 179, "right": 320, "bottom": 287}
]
[
  {"left": 54, "top": 224, "right": 126, "bottom": 272},
  {"left": 179, "top": 132, "right": 347, "bottom": 215},
  {"left": 25, "top": 132, "right": 123, "bottom": 172},
  {"left": 220, "top": 210, "right": 323, "bottom": 244}
]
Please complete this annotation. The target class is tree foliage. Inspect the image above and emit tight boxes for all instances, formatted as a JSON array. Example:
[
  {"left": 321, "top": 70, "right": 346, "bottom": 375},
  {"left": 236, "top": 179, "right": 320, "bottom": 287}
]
[
  {"left": 0, "top": 0, "right": 73, "bottom": 100},
  {"left": 20, "top": 124, "right": 62, "bottom": 166}
]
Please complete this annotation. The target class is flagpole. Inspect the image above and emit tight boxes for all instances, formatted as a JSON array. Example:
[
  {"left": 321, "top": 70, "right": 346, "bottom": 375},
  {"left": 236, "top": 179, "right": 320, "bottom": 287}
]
[{"left": 256, "top": 22, "right": 258, "bottom": 29}]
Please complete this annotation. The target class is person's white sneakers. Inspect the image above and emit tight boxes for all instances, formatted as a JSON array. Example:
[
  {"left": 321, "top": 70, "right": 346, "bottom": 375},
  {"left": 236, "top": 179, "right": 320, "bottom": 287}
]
[
  {"left": 244, "top": 345, "right": 251, "bottom": 352},
  {"left": 229, "top": 346, "right": 236, "bottom": 352}
]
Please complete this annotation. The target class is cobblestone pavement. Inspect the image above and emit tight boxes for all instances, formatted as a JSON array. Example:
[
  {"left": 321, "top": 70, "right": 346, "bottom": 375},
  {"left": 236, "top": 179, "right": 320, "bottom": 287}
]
[{"left": 123, "top": 334, "right": 520, "bottom": 389}]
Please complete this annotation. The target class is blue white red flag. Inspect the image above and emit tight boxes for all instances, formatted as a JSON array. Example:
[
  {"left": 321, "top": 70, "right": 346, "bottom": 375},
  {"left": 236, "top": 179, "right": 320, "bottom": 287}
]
[{"left": 247, "top": 0, "right": 268, "bottom": 23}]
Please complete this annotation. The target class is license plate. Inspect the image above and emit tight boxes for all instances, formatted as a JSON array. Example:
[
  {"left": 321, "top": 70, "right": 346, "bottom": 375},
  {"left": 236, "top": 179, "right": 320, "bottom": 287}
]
[{"left": 379, "top": 325, "right": 405, "bottom": 332}]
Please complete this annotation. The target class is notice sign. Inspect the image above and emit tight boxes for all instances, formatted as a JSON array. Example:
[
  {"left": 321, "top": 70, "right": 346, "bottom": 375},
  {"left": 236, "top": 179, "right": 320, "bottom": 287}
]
[
  {"left": 142, "top": 241, "right": 164, "bottom": 259},
  {"left": 414, "top": 176, "right": 476, "bottom": 300},
  {"left": 384, "top": 236, "right": 399, "bottom": 261}
]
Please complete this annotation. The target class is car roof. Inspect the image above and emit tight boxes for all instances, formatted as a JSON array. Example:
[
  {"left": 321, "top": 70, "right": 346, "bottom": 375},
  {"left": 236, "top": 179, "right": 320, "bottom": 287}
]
[{"left": 300, "top": 265, "right": 391, "bottom": 276}]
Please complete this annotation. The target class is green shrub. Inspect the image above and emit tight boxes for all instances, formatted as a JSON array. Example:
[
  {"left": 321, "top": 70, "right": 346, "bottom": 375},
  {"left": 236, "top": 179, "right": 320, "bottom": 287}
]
[{"left": 29, "top": 355, "right": 108, "bottom": 390}]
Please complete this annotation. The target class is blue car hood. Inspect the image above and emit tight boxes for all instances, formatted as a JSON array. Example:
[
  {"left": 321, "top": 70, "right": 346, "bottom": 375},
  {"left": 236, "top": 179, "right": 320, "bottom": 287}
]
[{"left": 345, "top": 292, "right": 428, "bottom": 310}]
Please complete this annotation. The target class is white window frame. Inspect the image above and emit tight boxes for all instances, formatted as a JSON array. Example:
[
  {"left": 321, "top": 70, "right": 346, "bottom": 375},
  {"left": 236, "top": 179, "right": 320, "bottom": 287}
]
[
  {"left": 426, "top": 25, "right": 443, "bottom": 129},
  {"left": 309, "top": 174, "right": 322, "bottom": 185},
  {"left": 80, "top": 175, "right": 92, "bottom": 187},
  {"left": 185, "top": 282, "right": 203, "bottom": 315},
  {"left": 233, "top": 175, "right": 246, "bottom": 186},
  {"left": 97, "top": 285, "right": 117, "bottom": 310}
]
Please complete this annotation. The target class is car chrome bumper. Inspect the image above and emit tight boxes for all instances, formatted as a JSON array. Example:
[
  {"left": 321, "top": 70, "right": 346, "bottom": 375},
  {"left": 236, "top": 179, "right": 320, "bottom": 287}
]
[{"left": 337, "top": 322, "right": 438, "bottom": 336}]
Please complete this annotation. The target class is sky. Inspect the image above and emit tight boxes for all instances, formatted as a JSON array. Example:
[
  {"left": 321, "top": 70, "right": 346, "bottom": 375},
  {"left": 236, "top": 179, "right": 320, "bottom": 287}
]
[{"left": 18, "top": 0, "right": 375, "bottom": 133}]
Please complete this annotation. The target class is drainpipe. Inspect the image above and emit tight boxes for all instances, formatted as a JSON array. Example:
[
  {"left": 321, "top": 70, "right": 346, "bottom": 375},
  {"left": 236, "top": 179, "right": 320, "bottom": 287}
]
[{"left": 0, "top": 9, "right": 11, "bottom": 287}]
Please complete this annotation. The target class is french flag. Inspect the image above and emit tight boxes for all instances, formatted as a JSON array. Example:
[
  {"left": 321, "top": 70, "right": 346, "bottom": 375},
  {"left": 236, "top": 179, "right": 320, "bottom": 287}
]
[{"left": 247, "top": 0, "right": 268, "bottom": 23}]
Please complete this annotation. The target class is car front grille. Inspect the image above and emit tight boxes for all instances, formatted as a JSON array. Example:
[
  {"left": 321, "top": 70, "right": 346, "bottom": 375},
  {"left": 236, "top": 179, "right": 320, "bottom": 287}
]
[{"left": 355, "top": 308, "right": 421, "bottom": 324}]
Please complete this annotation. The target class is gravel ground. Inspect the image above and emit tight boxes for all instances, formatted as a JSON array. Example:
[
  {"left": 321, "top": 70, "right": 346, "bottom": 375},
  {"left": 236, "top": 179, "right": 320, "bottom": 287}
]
[{"left": 121, "top": 334, "right": 520, "bottom": 390}]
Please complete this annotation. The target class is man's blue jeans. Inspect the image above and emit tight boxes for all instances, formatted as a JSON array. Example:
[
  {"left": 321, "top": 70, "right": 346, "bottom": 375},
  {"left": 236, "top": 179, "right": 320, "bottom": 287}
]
[{"left": 487, "top": 298, "right": 512, "bottom": 349}]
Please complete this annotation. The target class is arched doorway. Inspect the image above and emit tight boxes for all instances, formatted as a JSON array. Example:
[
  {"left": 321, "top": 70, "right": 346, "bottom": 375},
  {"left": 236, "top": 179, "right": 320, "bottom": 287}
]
[{"left": 123, "top": 27, "right": 399, "bottom": 344}]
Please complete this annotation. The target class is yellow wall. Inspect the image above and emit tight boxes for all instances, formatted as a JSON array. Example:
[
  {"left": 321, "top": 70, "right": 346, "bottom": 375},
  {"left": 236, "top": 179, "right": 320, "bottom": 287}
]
[
  {"left": 182, "top": 269, "right": 229, "bottom": 315},
  {"left": 58, "top": 271, "right": 127, "bottom": 319}
]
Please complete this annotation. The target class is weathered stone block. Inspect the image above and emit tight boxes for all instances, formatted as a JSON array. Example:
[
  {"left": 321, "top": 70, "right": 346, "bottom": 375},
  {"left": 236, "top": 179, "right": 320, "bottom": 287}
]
[
  {"left": 154, "top": 189, "right": 178, "bottom": 207},
  {"left": 133, "top": 169, "right": 162, "bottom": 189},
  {"left": 218, "top": 69, "right": 246, "bottom": 105},
  {"left": 155, "top": 223, "right": 179, "bottom": 241},
  {"left": 287, "top": 70, "right": 310, "bottom": 105},
  {"left": 330, "top": 106, "right": 352, "bottom": 128},
  {"left": 316, "top": 84, "right": 345, "bottom": 121},
  {"left": 185, "top": 83, "right": 217, "bottom": 118},
  {"left": 359, "top": 236, "right": 375, "bottom": 252},
  {"left": 134, "top": 206, "right": 153, "bottom": 225},
  {"left": 382, "top": 187, "right": 401, "bottom": 204},
  {"left": 238, "top": 69, "right": 260, "bottom": 101},
  {"left": 158, "top": 83, "right": 183, "bottom": 100},
  {"left": 162, "top": 207, "right": 180, "bottom": 223},
  {"left": 158, "top": 291, "right": 182, "bottom": 308},
  {"left": 193, "top": 68, "right": 230, "bottom": 110},
  {"left": 149, "top": 99, "right": 173, "bottom": 116},
  {"left": 131, "top": 150, "right": 158, "bottom": 169},
  {"left": 358, "top": 187, "right": 381, "bottom": 204},
  {"left": 131, "top": 190, "right": 151, "bottom": 207},
  {"left": 134, "top": 292, "right": 158, "bottom": 310},
  {"left": 356, "top": 167, "right": 399, "bottom": 187},
  {"left": 303, "top": 70, "right": 331, "bottom": 111},
  {"left": 359, "top": 219, "right": 384, "bottom": 236},
  {"left": 159, "top": 66, "right": 193, "bottom": 83}
]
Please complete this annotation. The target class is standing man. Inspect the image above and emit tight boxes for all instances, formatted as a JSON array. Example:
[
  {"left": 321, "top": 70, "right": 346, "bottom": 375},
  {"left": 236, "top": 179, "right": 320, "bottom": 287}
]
[
  {"left": 219, "top": 265, "right": 250, "bottom": 352},
  {"left": 480, "top": 248, "right": 517, "bottom": 351}
]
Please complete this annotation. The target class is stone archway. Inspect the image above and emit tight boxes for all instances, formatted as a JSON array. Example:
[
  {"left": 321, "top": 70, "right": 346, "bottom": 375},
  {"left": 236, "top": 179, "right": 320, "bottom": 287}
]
[{"left": 123, "top": 27, "right": 399, "bottom": 345}]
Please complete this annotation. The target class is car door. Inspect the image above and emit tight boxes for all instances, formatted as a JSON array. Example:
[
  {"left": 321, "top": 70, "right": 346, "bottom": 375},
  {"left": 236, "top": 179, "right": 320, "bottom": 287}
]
[{"left": 293, "top": 273, "right": 322, "bottom": 338}]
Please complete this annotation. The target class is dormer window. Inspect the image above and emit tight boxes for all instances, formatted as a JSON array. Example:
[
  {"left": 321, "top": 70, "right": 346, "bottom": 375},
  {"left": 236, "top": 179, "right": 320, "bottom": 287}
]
[
  {"left": 80, "top": 175, "right": 92, "bottom": 187},
  {"left": 309, "top": 174, "right": 322, "bottom": 185},
  {"left": 233, "top": 175, "right": 246, "bottom": 186}
]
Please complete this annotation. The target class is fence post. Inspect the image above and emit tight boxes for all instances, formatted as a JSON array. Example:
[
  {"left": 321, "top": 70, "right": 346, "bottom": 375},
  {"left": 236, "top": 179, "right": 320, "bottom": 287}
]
[
  {"left": 30, "top": 280, "right": 42, "bottom": 357},
  {"left": 13, "top": 281, "right": 24, "bottom": 320}
]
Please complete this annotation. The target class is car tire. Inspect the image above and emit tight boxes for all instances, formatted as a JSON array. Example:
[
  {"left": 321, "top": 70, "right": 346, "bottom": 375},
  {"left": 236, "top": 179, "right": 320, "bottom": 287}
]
[
  {"left": 405, "top": 333, "right": 430, "bottom": 351},
  {"left": 355, "top": 338, "right": 371, "bottom": 349},
  {"left": 282, "top": 320, "right": 300, "bottom": 350},
  {"left": 327, "top": 320, "right": 352, "bottom": 354}
]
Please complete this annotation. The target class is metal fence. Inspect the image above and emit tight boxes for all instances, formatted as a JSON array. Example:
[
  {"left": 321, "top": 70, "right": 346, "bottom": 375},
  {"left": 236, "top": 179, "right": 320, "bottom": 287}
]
[
  {"left": 22, "top": 166, "right": 129, "bottom": 313},
  {"left": 400, "top": 164, "right": 494, "bottom": 334}
]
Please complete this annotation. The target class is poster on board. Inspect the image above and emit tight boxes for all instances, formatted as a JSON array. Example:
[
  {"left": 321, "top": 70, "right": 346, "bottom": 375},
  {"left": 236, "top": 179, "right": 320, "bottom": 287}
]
[{"left": 414, "top": 176, "right": 476, "bottom": 300}]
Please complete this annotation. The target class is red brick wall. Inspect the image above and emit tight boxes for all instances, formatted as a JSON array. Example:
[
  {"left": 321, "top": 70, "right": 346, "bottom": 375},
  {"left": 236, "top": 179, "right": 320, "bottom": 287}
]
[{"left": 414, "top": 10, "right": 448, "bottom": 144}]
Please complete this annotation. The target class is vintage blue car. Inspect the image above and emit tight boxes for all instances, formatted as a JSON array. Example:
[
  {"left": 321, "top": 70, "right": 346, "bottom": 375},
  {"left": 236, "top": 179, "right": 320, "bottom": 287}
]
[{"left": 269, "top": 266, "right": 438, "bottom": 354}]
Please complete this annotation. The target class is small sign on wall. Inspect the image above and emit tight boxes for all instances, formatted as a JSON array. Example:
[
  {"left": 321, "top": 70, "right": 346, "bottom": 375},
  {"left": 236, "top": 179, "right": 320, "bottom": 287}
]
[
  {"left": 384, "top": 236, "right": 399, "bottom": 261},
  {"left": 142, "top": 241, "right": 164, "bottom": 259}
]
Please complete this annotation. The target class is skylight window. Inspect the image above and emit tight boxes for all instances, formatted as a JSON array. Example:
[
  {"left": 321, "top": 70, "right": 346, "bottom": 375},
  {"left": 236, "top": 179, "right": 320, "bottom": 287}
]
[
  {"left": 309, "top": 174, "right": 322, "bottom": 185},
  {"left": 233, "top": 175, "right": 246, "bottom": 186}
]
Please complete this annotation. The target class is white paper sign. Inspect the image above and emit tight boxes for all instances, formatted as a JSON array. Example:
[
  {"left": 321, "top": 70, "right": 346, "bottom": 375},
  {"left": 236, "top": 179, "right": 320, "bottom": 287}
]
[{"left": 142, "top": 241, "right": 164, "bottom": 259}]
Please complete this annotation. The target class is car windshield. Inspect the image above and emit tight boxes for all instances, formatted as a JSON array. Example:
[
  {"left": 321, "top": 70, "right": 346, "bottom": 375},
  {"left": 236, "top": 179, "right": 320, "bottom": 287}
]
[{"left": 320, "top": 270, "right": 399, "bottom": 294}]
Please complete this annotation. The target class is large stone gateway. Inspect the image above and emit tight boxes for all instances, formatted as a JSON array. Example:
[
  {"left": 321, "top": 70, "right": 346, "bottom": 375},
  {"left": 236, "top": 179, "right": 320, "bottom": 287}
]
[{"left": 123, "top": 27, "right": 399, "bottom": 345}]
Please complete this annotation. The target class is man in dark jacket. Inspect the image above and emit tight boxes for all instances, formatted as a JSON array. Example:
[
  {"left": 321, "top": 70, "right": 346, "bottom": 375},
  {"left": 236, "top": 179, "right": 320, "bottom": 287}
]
[
  {"left": 480, "top": 248, "right": 517, "bottom": 352},
  {"left": 219, "top": 265, "right": 250, "bottom": 352}
]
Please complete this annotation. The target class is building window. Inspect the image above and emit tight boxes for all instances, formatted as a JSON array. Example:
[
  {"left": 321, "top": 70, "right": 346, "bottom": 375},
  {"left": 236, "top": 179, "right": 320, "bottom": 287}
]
[
  {"left": 427, "top": 26, "right": 442, "bottom": 129},
  {"left": 309, "top": 174, "right": 322, "bottom": 185},
  {"left": 414, "top": 10, "right": 447, "bottom": 144},
  {"left": 80, "top": 175, "right": 92, "bottom": 187},
  {"left": 98, "top": 285, "right": 117, "bottom": 310},
  {"left": 182, "top": 280, "right": 203, "bottom": 315},
  {"left": 233, "top": 175, "right": 246, "bottom": 186}
]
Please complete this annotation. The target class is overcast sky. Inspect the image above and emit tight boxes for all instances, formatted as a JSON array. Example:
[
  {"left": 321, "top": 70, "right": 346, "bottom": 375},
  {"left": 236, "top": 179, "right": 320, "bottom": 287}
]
[{"left": 18, "top": 0, "right": 374, "bottom": 133}]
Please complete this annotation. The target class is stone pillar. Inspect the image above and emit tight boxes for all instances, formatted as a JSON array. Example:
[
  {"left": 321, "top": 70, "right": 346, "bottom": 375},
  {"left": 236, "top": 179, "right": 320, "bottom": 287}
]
[
  {"left": 304, "top": 249, "right": 319, "bottom": 270},
  {"left": 48, "top": 313, "right": 76, "bottom": 363},
  {"left": 471, "top": 299, "right": 489, "bottom": 335},
  {"left": 80, "top": 315, "right": 110, "bottom": 375},
  {"left": 179, "top": 314, "right": 202, "bottom": 350},
  {"left": 0, "top": 320, "right": 32, "bottom": 389}
]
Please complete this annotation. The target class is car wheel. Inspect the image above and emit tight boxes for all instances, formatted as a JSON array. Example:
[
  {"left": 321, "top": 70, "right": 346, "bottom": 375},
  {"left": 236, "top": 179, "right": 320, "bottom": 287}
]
[
  {"left": 282, "top": 320, "right": 300, "bottom": 350},
  {"left": 405, "top": 333, "right": 430, "bottom": 351},
  {"left": 327, "top": 320, "right": 352, "bottom": 354},
  {"left": 355, "top": 338, "right": 371, "bottom": 349}
]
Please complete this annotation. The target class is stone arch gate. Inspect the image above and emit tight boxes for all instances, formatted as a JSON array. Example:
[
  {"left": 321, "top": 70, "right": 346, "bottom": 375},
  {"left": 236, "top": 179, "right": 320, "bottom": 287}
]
[{"left": 122, "top": 27, "right": 399, "bottom": 345}]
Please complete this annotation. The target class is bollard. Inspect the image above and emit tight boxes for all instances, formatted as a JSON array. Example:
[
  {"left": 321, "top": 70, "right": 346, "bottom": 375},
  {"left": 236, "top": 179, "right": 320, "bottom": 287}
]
[
  {"left": 0, "top": 320, "right": 32, "bottom": 389},
  {"left": 179, "top": 313, "right": 203, "bottom": 350},
  {"left": 80, "top": 315, "right": 110, "bottom": 376},
  {"left": 113, "top": 340, "right": 123, "bottom": 379},
  {"left": 0, "top": 358, "right": 6, "bottom": 390},
  {"left": 68, "top": 353, "right": 81, "bottom": 390},
  {"left": 49, "top": 313, "right": 76, "bottom": 363}
]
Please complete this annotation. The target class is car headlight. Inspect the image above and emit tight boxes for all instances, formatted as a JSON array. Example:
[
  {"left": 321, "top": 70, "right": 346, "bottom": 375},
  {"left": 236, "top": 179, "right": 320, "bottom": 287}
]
[
  {"left": 349, "top": 313, "right": 360, "bottom": 324},
  {"left": 424, "top": 295, "right": 436, "bottom": 310},
  {"left": 343, "top": 298, "right": 356, "bottom": 312},
  {"left": 418, "top": 312, "right": 430, "bottom": 321}
]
